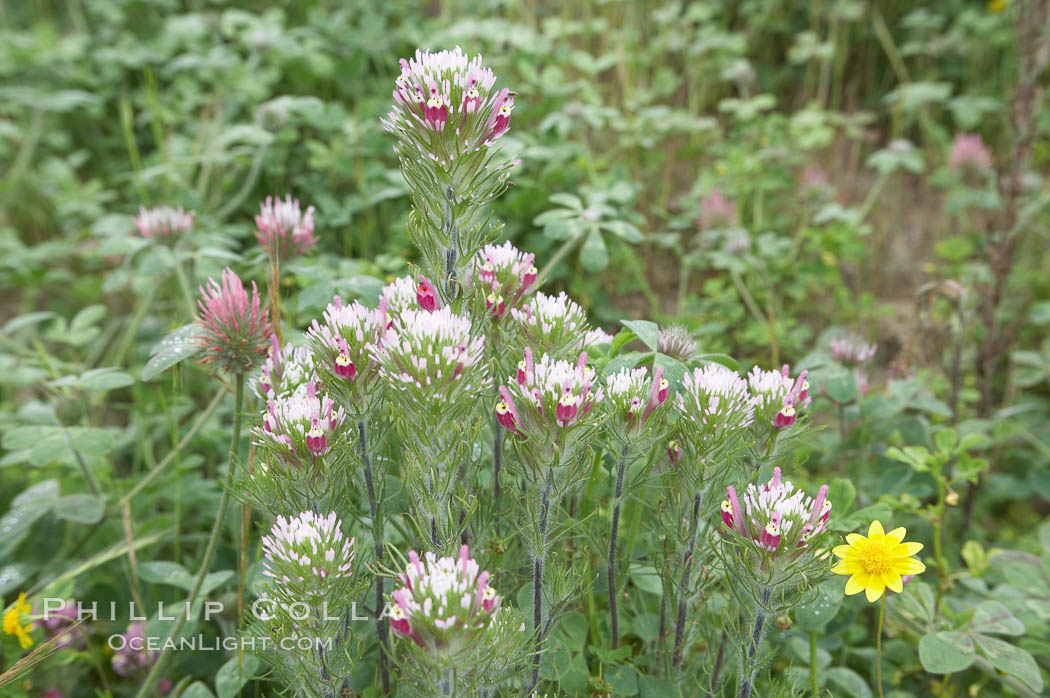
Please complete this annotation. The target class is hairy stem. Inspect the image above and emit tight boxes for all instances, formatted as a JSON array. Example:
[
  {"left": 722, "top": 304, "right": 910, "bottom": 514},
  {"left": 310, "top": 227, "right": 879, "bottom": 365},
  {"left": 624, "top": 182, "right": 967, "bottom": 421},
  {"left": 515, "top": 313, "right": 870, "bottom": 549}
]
[
  {"left": 607, "top": 444, "right": 629, "bottom": 649},
  {"left": 358, "top": 419, "right": 390, "bottom": 697},
  {"left": 672, "top": 490, "right": 702, "bottom": 671},
  {"left": 711, "top": 628, "right": 728, "bottom": 693},
  {"left": 738, "top": 587, "right": 772, "bottom": 698},
  {"left": 531, "top": 467, "right": 554, "bottom": 694},
  {"left": 133, "top": 372, "right": 244, "bottom": 698}
]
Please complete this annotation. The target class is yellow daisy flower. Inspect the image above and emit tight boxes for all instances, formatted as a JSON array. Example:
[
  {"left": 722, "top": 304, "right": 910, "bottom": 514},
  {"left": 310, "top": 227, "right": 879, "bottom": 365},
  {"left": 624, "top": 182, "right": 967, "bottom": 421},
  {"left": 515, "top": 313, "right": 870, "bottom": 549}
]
[
  {"left": 3, "top": 592, "right": 35, "bottom": 649},
  {"left": 831, "top": 520, "right": 926, "bottom": 602}
]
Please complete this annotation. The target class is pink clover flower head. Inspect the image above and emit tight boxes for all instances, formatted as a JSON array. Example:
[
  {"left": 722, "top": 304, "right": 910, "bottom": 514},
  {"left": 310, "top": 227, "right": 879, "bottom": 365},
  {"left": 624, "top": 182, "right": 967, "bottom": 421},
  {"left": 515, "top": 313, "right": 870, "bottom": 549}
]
[
  {"left": 195, "top": 267, "right": 273, "bottom": 373},
  {"left": 133, "top": 205, "right": 194, "bottom": 240},
  {"left": 255, "top": 195, "right": 318, "bottom": 259}
]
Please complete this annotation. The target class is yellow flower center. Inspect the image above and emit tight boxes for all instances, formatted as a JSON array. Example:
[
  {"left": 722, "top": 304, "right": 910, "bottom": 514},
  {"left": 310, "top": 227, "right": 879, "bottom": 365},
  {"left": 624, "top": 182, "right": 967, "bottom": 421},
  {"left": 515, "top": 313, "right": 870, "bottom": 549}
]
[{"left": 859, "top": 539, "right": 894, "bottom": 575}]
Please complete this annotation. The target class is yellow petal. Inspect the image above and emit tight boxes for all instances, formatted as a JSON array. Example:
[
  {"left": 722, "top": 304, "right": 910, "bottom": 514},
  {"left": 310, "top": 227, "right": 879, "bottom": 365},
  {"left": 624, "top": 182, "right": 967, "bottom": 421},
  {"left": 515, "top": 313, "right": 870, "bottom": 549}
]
[
  {"left": 831, "top": 560, "right": 851, "bottom": 575},
  {"left": 865, "top": 576, "right": 886, "bottom": 602},
  {"left": 892, "top": 541, "right": 923, "bottom": 557},
  {"left": 845, "top": 533, "right": 865, "bottom": 546},
  {"left": 886, "top": 527, "right": 906, "bottom": 544},
  {"left": 883, "top": 572, "right": 903, "bottom": 593},
  {"left": 868, "top": 520, "right": 885, "bottom": 538},
  {"left": 844, "top": 574, "right": 868, "bottom": 596},
  {"left": 897, "top": 558, "right": 927, "bottom": 575},
  {"left": 832, "top": 544, "right": 852, "bottom": 558}
]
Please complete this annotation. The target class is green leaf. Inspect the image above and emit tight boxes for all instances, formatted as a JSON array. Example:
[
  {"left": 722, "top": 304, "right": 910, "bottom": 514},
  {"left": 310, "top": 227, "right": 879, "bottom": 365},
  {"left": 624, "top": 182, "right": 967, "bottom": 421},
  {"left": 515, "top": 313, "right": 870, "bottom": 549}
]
[
  {"left": 559, "top": 612, "right": 588, "bottom": 651},
  {"left": 0, "top": 480, "right": 60, "bottom": 559},
  {"left": 139, "top": 561, "right": 195, "bottom": 589},
  {"left": 638, "top": 675, "right": 682, "bottom": 698},
  {"left": 918, "top": 631, "right": 975, "bottom": 673},
  {"left": 180, "top": 682, "right": 216, "bottom": 698},
  {"left": 3, "top": 311, "right": 56, "bottom": 334},
  {"left": 607, "top": 665, "right": 639, "bottom": 696},
  {"left": 79, "top": 368, "right": 135, "bottom": 391},
  {"left": 142, "top": 323, "right": 202, "bottom": 381},
  {"left": 339, "top": 275, "right": 385, "bottom": 305},
  {"left": 53, "top": 494, "right": 104, "bottom": 524},
  {"left": 601, "top": 220, "right": 644, "bottom": 243},
  {"left": 824, "top": 370, "right": 858, "bottom": 404},
  {"left": 608, "top": 330, "right": 637, "bottom": 358},
  {"left": 895, "top": 581, "right": 936, "bottom": 625},
  {"left": 825, "top": 667, "right": 873, "bottom": 698},
  {"left": 960, "top": 541, "right": 989, "bottom": 577},
  {"left": 579, "top": 228, "right": 609, "bottom": 272},
  {"left": 548, "top": 192, "right": 583, "bottom": 210},
  {"left": 974, "top": 634, "right": 1043, "bottom": 693},
  {"left": 628, "top": 564, "right": 664, "bottom": 596},
  {"left": 972, "top": 601, "right": 1024, "bottom": 636},
  {"left": 828, "top": 478, "right": 857, "bottom": 514},
  {"left": 216, "top": 654, "right": 261, "bottom": 698},
  {"left": 933, "top": 427, "right": 958, "bottom": 453},
  {"left": 795, "top": 580, "right": 845, "bottom": 631},
  {"left": 621, "top": 321, "right": 659, "bottom": 352},
  {"left": 696, "top": 353, "right": 740, "bottom": 371}
]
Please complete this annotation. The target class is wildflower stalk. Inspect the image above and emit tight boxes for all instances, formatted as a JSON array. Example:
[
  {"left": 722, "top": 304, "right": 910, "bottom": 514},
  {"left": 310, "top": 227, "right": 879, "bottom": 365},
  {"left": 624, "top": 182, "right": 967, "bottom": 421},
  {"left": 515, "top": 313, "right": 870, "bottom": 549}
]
[
  {"left": 133, "top": 372, "right": 245, "bottom": 698},
  {"left": 492, "top": 413, "right": 503, "bottom": 504},
  {"left": 809, "top": 631, "right": 819, "bottom": 697},
  {"left": 672, "top": 490, "right": 702, "bottom": 671},
  {"left": 358, "top": 418, "right": 390, "bottom": 697},
  {"left": 711, "top": 628, "right": 728, "bottom": 692},
  {"left": 607, "top": 443, "right": 629, "bottom": 649},
  {"left": 170, "top": 247, "right": 197, "bottom": 318},
  {"left": 875, "top": 594, "right": 886, "bottom": 698},
  {"left": 738, "top": 586, "right": 771, "bottom": 698},
  {"left": 531, "top": 466, "right": 554, "bottom": 692}
]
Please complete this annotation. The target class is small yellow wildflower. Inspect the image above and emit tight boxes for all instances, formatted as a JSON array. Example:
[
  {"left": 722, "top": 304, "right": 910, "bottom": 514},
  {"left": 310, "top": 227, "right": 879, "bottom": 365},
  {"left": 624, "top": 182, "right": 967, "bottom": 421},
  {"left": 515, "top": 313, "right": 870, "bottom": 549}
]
[
  {"left": 831, "top": 520, "right": 926, "bottom": 602},
  {"left": 988, "top": 0, "right": 1009, "bottom": 13},
  {"left": 3, "top": 592, "right": 35, "bottom": 649}
]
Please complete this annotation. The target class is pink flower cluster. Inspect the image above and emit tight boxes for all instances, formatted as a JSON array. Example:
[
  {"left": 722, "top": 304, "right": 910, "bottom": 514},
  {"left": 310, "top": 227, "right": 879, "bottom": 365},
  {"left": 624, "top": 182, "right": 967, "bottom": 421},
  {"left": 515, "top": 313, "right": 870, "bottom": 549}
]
[
  {"left": 474, "top": 241, "right": 538, "bottom": 319},
  {"left": 676, "top": 364, "right": 756, "bottom": 437},
  {"left": 256, "top": 335, "right": 319, "bottom": 400},
  {"left": 949, "top": 133, "right": 993, "bottom": 172},
  {"left": 747, "top": 365, "right": 810, "bottom": 430},
  {"left": 307, "top": 295, "right": 388, "bottom": 394},
  {"left": 261, "top": 511, "right": 355, "bottom": 598},
  {"left": 383, "top": 47, "right": 515, "bottom": 150},
  {"left": 698, "top": 188, "right": 737, "bottom": 230},
  {"left": 496, "top": 348, "right": 602, "bottom": 437},
  {"left": 195, "top": 267, "right": 273, "bottom": 373},
  {"left": 111, "top": 622, "right": 158, "bottom": 677},
  {"left": 389, "top": 545, "right": 500, "bottom": 655},
  {"left": 133, "top": 205, "right": 194, "bottom": 240},
  {"left": 604, "top": 365, "right": 669, "bottom": 432},
  {"left": 374, "top": 306, "right": 488, "bottom": 409},
  {"left": 830, "top": 334, "right": 877, "bottom": 365},
  {"left": 254, "top": 381, "right": 346, "bottom": 462},
  {"left": 255, "top": 195, "right": 318, "bottom": 259},
  {"left": 721, "top": 467, "right": 831, "bottom": 554}
]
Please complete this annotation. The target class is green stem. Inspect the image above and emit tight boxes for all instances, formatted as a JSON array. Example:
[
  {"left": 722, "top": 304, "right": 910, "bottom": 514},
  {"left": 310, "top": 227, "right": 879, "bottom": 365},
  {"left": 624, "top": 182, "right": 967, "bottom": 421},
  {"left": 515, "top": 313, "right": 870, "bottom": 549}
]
[
  {"left": 112, "top": 285, "right": 157, "bottom": 368},
  {"left": 132, "top": 373, "right": 244, "bottom": 698},
  {"left": 876, "top": 594, "right": 886, "bottom": 698},
  {"left": 170, "top": 247, "right": 197, "bottom": 318},
  {"left": 810, "top": 631, "right": 820, "bottom": 697},
  {"left": 608, "top": 444, "right": 629, "bottom": 649},
  {"left": 120, "top": 388, "right": 226, "bottom": 506},
  {"left": 536, "top": 233, "right": 583, "bottom": 286}
]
